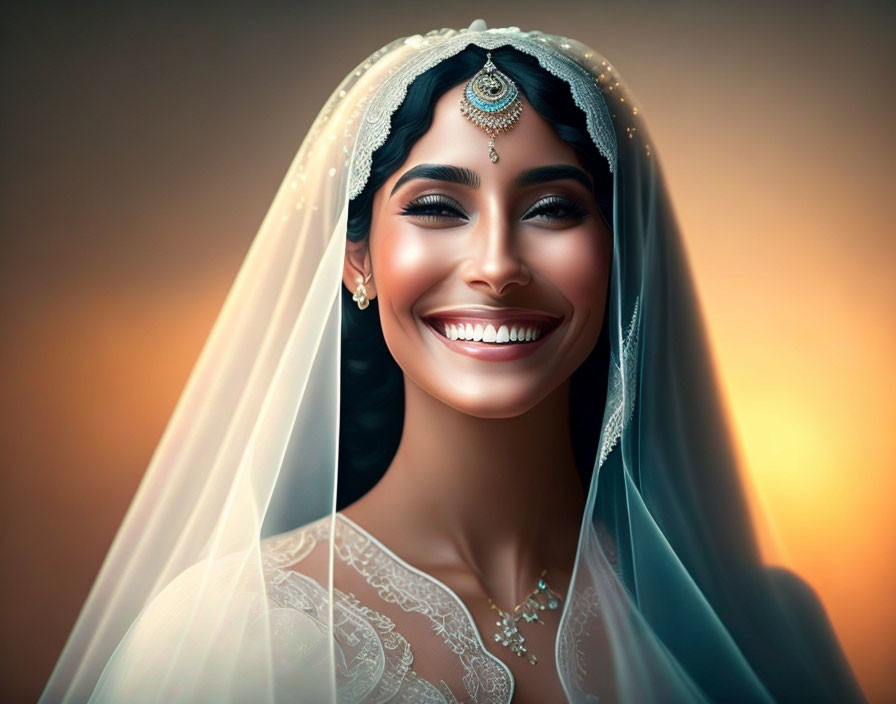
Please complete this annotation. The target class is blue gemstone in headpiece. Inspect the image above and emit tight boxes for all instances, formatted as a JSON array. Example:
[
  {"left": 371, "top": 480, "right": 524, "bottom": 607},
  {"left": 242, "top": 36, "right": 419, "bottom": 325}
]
[{"left": 459, "top": 52, "right": 524, "bottom": 163}]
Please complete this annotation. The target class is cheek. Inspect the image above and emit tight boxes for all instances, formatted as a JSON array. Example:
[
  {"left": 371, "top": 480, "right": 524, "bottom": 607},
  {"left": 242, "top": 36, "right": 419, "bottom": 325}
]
[
  {"left": 371, "top": 225, "right": 452, "bottom": 324},
  {"left": 536, "top": 227, "right": 611, "bottom": 311}
]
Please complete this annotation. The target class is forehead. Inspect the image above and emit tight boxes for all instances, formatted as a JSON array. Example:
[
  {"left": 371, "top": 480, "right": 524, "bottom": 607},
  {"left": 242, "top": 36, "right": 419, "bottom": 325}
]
[{"left": 384, "top": 82, "right": 585, "bottom": 189}]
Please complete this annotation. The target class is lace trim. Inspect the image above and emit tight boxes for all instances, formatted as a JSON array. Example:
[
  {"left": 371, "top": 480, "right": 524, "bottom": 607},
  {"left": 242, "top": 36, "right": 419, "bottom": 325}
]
[
  {"left": 347, "top": 27, "right": 618, "bottom": 199},
  {"left": 556, "top": 585, "right": 602, "bottom": 703},
  {"left": 265, "top": 567, "right": 393, "bottom": 702},
  {"left": 263, "top": 522, "right": 322, "bottom": 570},
  {"left": 398, "top": 671, "right": 459, "bottom": 704},
  {"left": 598, "top": 297, "right": 641, "bottom": 467},
  {"left": 335, "top": 516, "right": 514, "bottom": 704},
  {"left": 262, "top": 516, "right": 513, "bottom": 703}
]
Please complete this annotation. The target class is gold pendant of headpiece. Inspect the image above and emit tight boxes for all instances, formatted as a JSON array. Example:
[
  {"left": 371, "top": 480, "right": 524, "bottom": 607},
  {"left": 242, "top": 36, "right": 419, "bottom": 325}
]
[{"left": 459, "top": 52, "right": 523, "bottom": 163}]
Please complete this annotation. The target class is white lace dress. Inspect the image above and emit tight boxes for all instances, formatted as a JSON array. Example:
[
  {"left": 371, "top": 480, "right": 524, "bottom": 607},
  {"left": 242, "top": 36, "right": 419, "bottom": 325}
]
[{"left": 262, "top": 514, "right": 517, "bottom": 704}]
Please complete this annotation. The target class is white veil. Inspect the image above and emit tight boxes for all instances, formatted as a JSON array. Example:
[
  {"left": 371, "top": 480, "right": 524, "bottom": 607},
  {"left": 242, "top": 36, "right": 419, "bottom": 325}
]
[{"left": 41, "top": 22, "right": 863, "bottom": 704}]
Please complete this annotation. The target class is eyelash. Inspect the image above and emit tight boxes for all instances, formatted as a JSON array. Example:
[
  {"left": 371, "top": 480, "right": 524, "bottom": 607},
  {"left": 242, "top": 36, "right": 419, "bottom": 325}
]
[
  {"left": 521, "top": 195, "right": 590, "bottom": 222},
  {"left": 400, "top": 194, "right": 468, "bottom": 222},
  {"left": 400, "top": 194, "right": 590, "bottom": 224}
]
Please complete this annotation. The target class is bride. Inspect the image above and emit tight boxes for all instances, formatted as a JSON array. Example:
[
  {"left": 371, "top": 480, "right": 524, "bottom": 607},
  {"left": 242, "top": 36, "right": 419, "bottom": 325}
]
[{"left": 41, "top": 21, "right": 863, "bottom": 704}]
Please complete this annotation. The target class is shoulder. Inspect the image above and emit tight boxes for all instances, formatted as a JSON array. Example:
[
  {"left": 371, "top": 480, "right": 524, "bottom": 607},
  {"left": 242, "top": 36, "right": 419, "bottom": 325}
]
[
  {"left": 262, "top": 514, "right": 333, "bottom": 573},
  {"left": 89, "top": 524, "right": 337, "bottom": 702},
  {"left": 261, "top": 516, "right": 336, "bottom": 618}
]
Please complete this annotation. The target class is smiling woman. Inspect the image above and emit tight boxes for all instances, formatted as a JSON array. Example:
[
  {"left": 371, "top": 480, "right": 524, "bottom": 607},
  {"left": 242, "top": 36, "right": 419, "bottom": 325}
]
[
  {"left": 357, "top": 79, "right": 610, "bottom": 405},
  {"left": 41, "top": 22, "right": 864, "bottom": 704},
  {"left": 336, "top": 70, "right": 613, "bottom": 702}
]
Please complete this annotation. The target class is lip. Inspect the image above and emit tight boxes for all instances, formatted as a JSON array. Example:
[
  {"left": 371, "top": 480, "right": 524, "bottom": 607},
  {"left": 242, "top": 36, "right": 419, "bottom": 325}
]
[{"left": 420, "top": 307, "right": 563, "bottom": 362}]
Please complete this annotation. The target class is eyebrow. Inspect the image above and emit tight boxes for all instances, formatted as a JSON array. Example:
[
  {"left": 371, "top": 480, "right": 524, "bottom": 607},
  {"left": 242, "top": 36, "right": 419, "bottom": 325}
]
[
  {"left": 515, "top": 165, "right": 593, "bottom": 192},
  {"left": 391, "top": 164, "right": 480, "bottom": 195}
]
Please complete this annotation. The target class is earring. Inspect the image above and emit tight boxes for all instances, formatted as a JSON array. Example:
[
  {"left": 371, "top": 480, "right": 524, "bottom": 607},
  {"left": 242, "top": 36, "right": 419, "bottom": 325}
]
[{"left": 352, "top": 273, "right": 372, "bottom": 310}]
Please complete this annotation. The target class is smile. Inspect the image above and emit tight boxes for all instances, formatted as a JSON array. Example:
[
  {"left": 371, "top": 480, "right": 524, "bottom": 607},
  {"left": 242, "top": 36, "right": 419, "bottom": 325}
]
[
  {"left": 439, "top": 321, "right": 543, "bottom": 343},
  {"left": 420, "top": 308, "right": 562, "bottom": 360}
]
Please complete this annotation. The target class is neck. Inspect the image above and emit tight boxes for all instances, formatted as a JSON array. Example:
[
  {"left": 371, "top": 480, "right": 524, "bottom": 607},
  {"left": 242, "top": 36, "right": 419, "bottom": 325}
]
[{"left": 361, "top": 375, "right": 585, "bottom": 604}]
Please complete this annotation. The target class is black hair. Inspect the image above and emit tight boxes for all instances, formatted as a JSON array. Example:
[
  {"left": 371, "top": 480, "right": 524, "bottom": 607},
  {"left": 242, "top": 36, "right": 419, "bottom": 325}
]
[{"left": 337, "top": 45, "right": 612, "bottom": 509}]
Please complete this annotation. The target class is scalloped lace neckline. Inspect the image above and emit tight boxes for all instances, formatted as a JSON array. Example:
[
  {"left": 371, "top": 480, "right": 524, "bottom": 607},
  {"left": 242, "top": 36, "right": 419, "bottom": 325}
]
[
  {"left": 336, "top": 512, "right": 516, "bottom": 696},
  {"left": 336, "top": 513, "right": 515, "bottom": 680}
]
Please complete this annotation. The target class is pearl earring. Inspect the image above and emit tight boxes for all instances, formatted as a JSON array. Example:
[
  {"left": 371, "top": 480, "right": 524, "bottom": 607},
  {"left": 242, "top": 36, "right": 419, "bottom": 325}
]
[{"left": 352, "top": 273, "right": 372, "bottom": 310}]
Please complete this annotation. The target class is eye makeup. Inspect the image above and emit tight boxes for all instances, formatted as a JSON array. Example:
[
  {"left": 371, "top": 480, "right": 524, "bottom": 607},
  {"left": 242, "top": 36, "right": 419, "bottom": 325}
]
[
  {"left": 400, "top": 193, "right": 591, "bottom": 225},
  {"left": 400, "top": 194, "right": 469, "bottom": 222},
  {"left": 521, "top": 195, "right": 591, "bottom": 224}
]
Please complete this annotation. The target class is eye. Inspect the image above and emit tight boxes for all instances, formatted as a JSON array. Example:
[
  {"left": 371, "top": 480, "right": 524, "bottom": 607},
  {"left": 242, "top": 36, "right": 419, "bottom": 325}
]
[
  {"left": 521, "top": 195, "right": 590, "bottom": 225},
  {"left": 400, "top": 194, "right": 469, "bottom": 223}
]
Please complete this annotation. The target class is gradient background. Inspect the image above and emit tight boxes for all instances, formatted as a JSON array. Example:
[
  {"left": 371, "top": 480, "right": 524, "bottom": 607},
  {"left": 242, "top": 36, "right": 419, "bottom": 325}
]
[{"left": 1, "top": 1, "right": 893, "bottom": 702}]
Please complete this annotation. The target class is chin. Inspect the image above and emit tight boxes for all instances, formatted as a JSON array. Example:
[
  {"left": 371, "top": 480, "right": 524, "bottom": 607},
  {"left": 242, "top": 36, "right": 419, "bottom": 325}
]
[{"left": 429, "top": 378, "right": 563, "bottom": 420}]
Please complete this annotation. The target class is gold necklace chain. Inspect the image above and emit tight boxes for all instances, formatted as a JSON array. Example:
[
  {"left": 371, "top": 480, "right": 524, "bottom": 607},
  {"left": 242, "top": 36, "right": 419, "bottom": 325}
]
[{"left": 488, "top": 570, "right": 563, "bottom": 665}]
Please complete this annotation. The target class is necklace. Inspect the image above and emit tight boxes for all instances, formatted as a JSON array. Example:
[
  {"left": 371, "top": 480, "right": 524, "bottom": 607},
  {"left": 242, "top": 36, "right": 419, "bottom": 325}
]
[{"left": 488, "top": 570, "right": 563, "bottom": 665}]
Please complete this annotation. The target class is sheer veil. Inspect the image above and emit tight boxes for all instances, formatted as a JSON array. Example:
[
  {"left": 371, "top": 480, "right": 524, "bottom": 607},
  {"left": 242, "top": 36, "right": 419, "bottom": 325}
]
[{"left": 40, "top": 22, "right": 863, "bottom": 704}]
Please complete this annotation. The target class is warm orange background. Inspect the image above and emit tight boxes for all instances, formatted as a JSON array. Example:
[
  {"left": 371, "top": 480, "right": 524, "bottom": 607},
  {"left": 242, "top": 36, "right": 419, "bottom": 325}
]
[{"left": 1, "top": 2, "right": 893, "bottom": 702}]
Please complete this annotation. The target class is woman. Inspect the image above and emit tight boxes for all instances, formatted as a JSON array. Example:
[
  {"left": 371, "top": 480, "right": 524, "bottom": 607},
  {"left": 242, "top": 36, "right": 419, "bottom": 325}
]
[{"left": 41, "top": 21, "right": 863, "bottom": 703}]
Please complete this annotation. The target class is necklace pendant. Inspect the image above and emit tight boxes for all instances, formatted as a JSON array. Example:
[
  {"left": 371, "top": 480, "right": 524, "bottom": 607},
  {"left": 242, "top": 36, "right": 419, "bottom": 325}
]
[
  {"left": 489, "top": 571, "right": 563, "bottom": 666},
  {"left": 493, "top": 609, "right": 537, "bottom": 665}
]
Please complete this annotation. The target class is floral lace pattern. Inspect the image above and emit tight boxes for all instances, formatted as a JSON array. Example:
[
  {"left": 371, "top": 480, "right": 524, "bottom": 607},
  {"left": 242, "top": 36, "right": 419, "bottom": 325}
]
[
  {"left": 556, "top": 585, "right": 602, "bottom": 703},
  {"left": 261, "top": 516, "right": 512, "bottom": 703},
  {"left": 598, "top": 297, "right": 641, "bottom": 467},
  {"left": 347, "top": 26, "right": 618, "bottom": 200}
]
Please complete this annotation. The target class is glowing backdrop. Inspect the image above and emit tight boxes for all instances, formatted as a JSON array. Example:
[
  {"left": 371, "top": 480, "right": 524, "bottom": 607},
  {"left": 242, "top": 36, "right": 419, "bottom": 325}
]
[{"left": 1, "top": 2, "right": 893, "bottom": 701}]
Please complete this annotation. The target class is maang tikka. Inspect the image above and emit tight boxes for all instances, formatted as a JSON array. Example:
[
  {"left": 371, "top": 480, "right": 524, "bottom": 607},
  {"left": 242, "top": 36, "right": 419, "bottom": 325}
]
[{"left": 460, "top": 52, "right": 523, "bottom": 163}]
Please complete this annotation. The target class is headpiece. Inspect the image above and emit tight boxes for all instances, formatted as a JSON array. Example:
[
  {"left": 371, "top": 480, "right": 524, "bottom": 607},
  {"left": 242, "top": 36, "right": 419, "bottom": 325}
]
[
  {"left": 346, "top": 22, "right": 619, "bottom": 199},
  {"left": 460, "top": 52, "right": 524, "bottom": 163}
]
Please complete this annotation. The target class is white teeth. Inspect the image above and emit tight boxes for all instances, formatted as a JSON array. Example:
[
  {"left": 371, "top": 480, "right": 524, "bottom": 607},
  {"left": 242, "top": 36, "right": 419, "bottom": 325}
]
[
  {"left": 438, "top": 321, "right": 545, "bottom": 344},
  {"left": 497, "top": 325, "right": 510, "bottom": 343}
]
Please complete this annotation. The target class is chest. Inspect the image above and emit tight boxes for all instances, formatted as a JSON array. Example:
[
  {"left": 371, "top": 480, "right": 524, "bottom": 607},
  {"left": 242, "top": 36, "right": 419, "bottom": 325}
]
[{"left": 265, "top": 517, "right": 580, "bottom": 703}]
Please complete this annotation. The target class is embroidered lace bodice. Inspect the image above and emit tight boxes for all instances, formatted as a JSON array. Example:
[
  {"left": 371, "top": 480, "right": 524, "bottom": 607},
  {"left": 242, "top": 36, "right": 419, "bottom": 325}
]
[{"left": 261, "top": 514, "right": 517, "bottom": 703}]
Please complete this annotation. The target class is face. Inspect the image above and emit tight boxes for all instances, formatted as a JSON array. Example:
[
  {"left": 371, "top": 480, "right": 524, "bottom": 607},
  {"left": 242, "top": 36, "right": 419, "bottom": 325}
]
[{"left": 343, "top": 82, "right": 612, "bottom": 418}]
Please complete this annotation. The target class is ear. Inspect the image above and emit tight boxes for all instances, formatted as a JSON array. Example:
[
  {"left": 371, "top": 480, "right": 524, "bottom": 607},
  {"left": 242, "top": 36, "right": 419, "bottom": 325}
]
[{"left": 342, "top": 238, "right": 377, "bottom": 301}]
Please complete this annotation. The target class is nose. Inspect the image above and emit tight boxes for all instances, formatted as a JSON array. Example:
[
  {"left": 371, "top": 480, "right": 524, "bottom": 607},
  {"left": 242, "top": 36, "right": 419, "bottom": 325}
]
[{"left": 461, "top": 212, "right": 531, "bottom": 296}]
